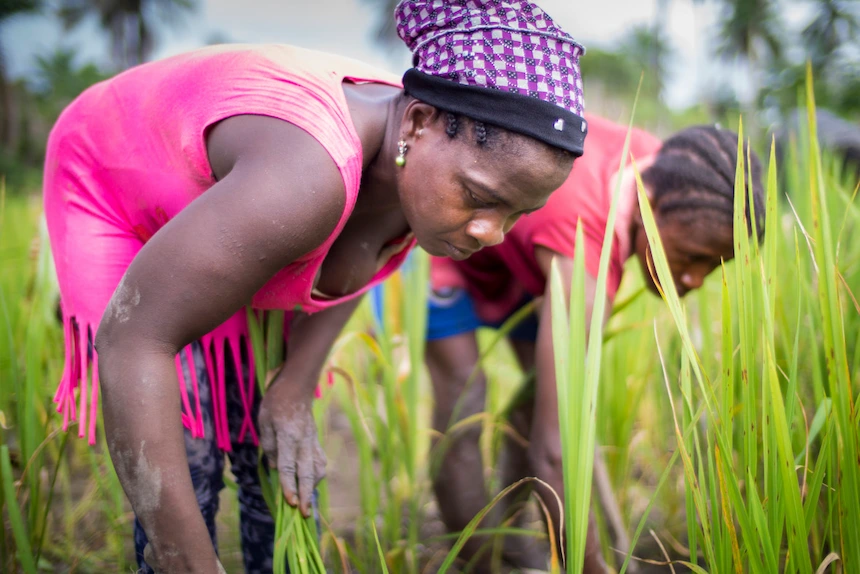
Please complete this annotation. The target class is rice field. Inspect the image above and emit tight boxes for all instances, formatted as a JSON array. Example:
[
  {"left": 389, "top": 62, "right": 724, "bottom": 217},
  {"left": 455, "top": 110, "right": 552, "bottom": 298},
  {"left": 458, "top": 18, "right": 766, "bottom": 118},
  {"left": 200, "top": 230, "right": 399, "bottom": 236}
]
[{"left": 1, "top": 74, "right": 859, "bottom": 573}]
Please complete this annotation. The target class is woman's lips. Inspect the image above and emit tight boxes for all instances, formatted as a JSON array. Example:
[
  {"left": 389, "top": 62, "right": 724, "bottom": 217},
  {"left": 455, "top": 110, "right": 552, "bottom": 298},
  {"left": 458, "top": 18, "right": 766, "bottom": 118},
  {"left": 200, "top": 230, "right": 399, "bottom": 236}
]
[{"left": 445, "top": 241, "right": 472, "bottom": 260}]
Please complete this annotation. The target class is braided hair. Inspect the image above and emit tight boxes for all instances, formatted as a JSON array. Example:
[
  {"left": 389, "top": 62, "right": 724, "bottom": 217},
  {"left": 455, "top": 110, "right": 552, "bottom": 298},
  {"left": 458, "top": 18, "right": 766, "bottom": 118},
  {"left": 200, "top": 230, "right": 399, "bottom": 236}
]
[
  {"left": 444, "top": 112, "right": 572, "bottom": 163},
  {"left": 445, "top": 112, "right": 492, "bottom": 146},
  {"left": 641, "top": 126, "right": 765, "bottom": 242},
  {"left": 398, "top": 90, "right": 572, "bottom": 160}
]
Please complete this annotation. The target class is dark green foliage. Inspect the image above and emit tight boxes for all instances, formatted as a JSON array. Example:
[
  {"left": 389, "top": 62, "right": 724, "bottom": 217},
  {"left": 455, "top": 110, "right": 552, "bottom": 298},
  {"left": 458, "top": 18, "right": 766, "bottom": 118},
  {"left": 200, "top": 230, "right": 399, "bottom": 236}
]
[
  {"left": 29, "top": 48, "right": 109, "bottom": 127},
  {"left": 802, "top": 0, "right": 859, "bottom": 69},
  {"left": 57, "top": 0, "right": 197, "bottom": 70},
  {"left": 0, "top": 0, "right": 41, "bottom": 22},
  {"left": 716, "top": 0, "right": 784, "bottom": 65}
]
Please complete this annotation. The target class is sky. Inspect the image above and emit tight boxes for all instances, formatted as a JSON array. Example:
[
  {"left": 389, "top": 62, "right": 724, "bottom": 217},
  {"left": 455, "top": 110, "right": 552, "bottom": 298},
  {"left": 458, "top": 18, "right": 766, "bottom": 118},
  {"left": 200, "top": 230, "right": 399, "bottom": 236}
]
[{"left": 2, "top": 0, "right": 811, "bottom": 109}]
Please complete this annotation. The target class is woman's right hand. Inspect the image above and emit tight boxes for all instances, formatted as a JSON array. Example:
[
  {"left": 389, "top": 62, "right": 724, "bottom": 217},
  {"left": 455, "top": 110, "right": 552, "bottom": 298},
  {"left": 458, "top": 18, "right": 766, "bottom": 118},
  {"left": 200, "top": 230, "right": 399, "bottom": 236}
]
[{"left": 258, "top": 376, "right": 327, "bottom": 517}]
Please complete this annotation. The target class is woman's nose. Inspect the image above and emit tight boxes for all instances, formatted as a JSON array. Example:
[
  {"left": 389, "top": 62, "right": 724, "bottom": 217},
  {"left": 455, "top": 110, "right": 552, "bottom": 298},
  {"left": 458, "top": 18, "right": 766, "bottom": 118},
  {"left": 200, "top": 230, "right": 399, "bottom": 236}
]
[{"left": 466, "top": 216, "right": 505, "bottom": 247}]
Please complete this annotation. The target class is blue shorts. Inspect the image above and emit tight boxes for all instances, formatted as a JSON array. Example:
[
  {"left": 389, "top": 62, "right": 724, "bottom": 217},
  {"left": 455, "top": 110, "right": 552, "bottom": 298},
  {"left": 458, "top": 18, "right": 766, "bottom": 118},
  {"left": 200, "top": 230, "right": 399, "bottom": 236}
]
[{"left": 426, "top": 287, "right": 539, "bottom": 342}]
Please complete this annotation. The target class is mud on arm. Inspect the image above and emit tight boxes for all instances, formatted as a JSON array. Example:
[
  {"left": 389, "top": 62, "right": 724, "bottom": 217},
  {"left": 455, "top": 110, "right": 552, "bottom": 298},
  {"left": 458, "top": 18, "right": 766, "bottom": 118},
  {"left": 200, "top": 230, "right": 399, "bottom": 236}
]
[{"left": 94, "top": 116, "right": 345, "bottom": 572}]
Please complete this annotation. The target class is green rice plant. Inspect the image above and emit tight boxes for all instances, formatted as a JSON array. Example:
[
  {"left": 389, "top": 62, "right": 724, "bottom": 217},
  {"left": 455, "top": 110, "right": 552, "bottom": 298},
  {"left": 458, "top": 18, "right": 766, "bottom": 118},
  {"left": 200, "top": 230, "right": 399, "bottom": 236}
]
[
  {"left": 398, "top": 249, "right": 430, "bottom": 569},
  {"left": 246, "top": 308, "right": 326, "bottom": 574},
  {"left": 548, "top": 225, "right": 588, "bottom": 572},
  {"left": 1, "top": 445, "right": 37, "bottom": 574},
  {"left": 326, "top": 332, "right": 383, "bottom": 568},
  {"left": 297, "top": 250, "right": 430, "bottom": 572},
  {"left": 0, "top": 189, "right": 75, "bottom": 572},
  {"left": 370, "top": 517, "right": 390, "bottom": 574},
  {"left": 548, "top": 84, "right": 645, "bottom": 572},
  {"left": 801, "top": 65, "right": 860, "bottom": 568},
  {"left": 365, "top": 274, "right": 411, "bottom": 562},
  {"left": 619, "top": 65, "right": 859, "bottom": 573},
  {"left": 633, "top": 139, "right": 752, "bottom": 573}
]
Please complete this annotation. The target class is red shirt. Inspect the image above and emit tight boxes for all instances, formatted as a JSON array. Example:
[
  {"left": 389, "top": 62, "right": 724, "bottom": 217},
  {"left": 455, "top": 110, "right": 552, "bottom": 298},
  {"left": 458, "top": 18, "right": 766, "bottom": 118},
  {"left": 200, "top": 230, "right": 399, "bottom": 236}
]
[{"left": 432, "top": 113, "right": 662, "bottom": 323}]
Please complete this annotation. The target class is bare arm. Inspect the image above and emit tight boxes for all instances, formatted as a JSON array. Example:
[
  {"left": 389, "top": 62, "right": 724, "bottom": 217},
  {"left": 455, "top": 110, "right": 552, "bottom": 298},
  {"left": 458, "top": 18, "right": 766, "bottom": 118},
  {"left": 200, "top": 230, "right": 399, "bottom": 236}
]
[{"left": 95, "top": 116, "right": 345, "bottom": 572}]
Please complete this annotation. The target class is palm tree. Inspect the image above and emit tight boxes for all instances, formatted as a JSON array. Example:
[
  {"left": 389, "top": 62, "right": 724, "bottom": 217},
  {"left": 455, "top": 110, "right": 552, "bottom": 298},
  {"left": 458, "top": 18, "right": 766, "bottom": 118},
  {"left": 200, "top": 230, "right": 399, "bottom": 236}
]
[
  {"left": 802, "top": 0, "right": 859, "bottom": 70},
  {"left": 57, "top": 0, "right": 197, "bottom": 71},
  {"left": 0, "top": 0, "right": 42, "bottom": 151},
  {"left": 716, "top": 0, "right": 783, "bottom": 64},
  {"left": 714, "top": 0, "right": 784, "bottom": 106},
  {"left": 31, "top": 48, "right": 108, "bottom": 126},
  {"left": 619, "top": 24, "right": 675, "bottom": 101}
]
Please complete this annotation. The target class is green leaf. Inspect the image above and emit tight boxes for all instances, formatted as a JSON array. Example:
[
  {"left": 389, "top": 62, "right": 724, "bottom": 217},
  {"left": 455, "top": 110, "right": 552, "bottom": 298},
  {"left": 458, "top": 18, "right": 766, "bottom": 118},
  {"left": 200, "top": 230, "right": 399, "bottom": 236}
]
[{"left": 1, "top": 445, "right": 37, "bottom": 574}]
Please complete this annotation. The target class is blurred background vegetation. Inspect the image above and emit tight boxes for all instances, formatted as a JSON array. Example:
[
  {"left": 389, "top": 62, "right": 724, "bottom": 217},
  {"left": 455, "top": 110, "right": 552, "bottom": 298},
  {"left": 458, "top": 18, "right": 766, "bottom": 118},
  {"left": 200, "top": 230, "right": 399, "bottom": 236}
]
[
  {"left": 1, "top": 0, "right": 858, "bottom": 193},
  {"left": 1, "top": 1, "right": 859, "bottom": 572}
]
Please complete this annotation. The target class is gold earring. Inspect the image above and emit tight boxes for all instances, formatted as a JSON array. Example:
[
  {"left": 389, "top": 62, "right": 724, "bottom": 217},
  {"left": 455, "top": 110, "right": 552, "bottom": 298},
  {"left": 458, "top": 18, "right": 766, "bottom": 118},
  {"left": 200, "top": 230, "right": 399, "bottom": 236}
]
[{"left": 395, "top": 139, "right": 407, "bottom": 167}]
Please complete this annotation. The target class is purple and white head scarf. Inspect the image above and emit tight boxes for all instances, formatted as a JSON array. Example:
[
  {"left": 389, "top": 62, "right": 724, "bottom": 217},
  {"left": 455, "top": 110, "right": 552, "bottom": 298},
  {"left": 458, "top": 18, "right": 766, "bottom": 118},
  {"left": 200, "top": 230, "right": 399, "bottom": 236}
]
[{"left": 396, "top": 0, "right": 587, "bottom": 155}]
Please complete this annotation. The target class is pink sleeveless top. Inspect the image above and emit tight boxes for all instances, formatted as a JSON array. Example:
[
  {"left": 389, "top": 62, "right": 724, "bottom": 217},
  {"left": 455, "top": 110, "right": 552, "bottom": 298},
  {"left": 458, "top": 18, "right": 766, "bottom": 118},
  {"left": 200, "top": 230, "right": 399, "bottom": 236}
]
[{"left": 44, "top": 44, "right": 412, "bottom": 448}]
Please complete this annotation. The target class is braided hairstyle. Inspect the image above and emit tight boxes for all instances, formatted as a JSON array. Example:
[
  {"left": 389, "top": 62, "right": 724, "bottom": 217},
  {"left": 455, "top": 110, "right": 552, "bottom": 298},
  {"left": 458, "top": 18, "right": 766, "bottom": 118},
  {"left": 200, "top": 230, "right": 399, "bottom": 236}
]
[
  {"left": 641, "top": 126, "right": 765, "bottom": 242},
  {"left": 445, "top": 112, "right": 496, "bottom": 146},
  {"left": 397, "top": 90, "right": 572, "bottom": 160},
  {"left": 443, "top": 112, "right": 572, "bottom": 162}
]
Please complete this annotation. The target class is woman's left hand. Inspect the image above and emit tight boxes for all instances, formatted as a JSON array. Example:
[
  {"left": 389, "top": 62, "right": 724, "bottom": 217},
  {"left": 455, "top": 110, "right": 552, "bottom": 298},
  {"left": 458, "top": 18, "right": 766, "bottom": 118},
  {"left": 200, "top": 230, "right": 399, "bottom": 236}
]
[
  {"left": 256, "top": 297, "right": 364, "bottom": 517},
  {"left": 258, "top": 376, "right": 327, "bottom": 517}
]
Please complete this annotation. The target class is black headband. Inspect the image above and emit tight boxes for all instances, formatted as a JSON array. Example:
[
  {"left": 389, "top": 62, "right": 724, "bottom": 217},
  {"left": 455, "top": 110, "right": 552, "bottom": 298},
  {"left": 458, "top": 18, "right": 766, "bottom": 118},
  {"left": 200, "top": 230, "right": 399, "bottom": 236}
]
[{"left": 402, "top": 68, "right": 587, "bottom": 156}]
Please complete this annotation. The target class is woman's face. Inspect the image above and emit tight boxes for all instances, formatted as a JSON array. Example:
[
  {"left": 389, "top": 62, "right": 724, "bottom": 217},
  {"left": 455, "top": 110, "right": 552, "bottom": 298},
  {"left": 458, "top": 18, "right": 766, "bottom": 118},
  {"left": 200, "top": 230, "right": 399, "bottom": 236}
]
[
  {"left": 635, "top": 212, "right": 735, "bottom": 298},
  {"left": 396, "top": 107, "right": 573, "bottom": 260}
]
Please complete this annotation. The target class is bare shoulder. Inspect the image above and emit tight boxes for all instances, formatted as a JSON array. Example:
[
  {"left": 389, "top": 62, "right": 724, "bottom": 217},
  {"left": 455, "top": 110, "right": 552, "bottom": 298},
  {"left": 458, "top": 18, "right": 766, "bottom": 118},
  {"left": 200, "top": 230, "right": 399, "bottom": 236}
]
[
  {"left": 206, "top": 114, "right": 347, "bottom": 254},
  {"left": 97, "top": 115, "right": 354, "bottom": 349}
]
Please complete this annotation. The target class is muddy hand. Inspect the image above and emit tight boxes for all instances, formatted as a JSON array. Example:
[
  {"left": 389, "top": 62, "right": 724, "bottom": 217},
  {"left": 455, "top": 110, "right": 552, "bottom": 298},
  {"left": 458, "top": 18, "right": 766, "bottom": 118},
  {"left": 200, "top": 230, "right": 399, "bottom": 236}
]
[{"left": 258, "top": 380, "right": 327, "bottom": 517}]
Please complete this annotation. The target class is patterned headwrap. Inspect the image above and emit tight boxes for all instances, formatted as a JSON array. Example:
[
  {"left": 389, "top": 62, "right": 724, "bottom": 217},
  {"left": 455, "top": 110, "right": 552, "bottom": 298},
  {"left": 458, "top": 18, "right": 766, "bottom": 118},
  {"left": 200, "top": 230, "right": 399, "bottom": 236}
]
[{"left": 396, "top": 0, "right": 587, "bottom": 156}]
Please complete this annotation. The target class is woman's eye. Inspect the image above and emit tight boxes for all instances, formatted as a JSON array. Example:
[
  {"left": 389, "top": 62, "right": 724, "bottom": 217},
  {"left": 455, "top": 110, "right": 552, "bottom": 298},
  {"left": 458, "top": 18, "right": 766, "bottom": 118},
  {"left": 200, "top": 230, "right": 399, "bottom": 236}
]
[{"left": 467, "top": 189, "right": 488, "bottom": 207}]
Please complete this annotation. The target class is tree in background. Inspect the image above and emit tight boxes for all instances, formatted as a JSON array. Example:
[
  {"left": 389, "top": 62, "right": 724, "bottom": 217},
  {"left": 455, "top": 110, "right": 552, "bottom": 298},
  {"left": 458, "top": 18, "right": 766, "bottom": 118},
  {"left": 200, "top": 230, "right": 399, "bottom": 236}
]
[
  {"left": 2, "top": 0, "right": 200, "bottom": 177},
  {"left": 363, "top": 0, "right": 405, "bottom": 54},
  {"left": 802, "top": 0, "right": 859, "bottom": 70},
  {"left": 29, "top": 48, "right": 108, "bottom": 128},
  {"left": 618, "top": 23, "right": 675, "bottom": 102},
  {"left": 803, "top": 0, "right": 860, "bottom": 115},
  {"left": 650, "top": 0, "right": 672, "bottom": 100},
  {"left": 57, "top": 0, "right": 197, "bottom": 70},
  {"left": 579, "top": 47, "right": 642, "bottom": 98},
  {"left": 715, "top": 0, "right": 784, "bottom": 105},
  {"left": 758, "top": 0, "right": 859, "bottom": 120},
  {"left": 0, "top": 0, "right": 42, "bottom": 152}
]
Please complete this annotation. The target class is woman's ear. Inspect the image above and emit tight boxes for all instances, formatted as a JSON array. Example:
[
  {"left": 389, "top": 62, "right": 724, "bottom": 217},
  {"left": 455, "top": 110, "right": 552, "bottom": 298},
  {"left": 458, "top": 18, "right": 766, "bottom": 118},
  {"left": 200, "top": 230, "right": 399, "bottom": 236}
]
[{"left": 400, "top": 100, "right": 439, "bottom": 140}]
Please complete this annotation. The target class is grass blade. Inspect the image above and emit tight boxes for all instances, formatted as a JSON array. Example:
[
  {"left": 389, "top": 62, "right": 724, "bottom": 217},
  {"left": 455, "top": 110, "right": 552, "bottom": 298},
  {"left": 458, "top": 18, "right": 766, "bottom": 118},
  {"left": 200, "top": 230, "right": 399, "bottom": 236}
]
[{"left": 1, "top": 445, "right": 37, "bottom": 574}]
